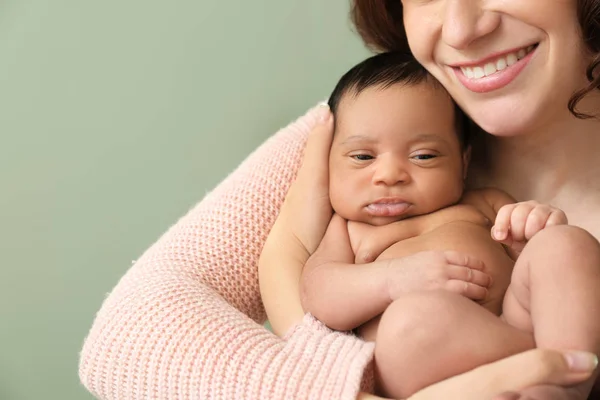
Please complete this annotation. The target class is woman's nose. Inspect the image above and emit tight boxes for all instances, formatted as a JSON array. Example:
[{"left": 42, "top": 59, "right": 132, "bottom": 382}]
[{"left": 441, "top": 0, "right": 501, "bottom": 50}]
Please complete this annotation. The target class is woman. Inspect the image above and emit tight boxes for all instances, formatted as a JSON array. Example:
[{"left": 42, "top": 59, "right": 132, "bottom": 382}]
[{"left": 79, "top": 1, "right": 600, "bottom": 399}]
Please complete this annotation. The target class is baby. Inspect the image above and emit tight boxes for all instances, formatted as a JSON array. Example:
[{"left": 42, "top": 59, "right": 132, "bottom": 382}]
[{"left": 299, "top": 52, "right": 600, "bottom": 399}]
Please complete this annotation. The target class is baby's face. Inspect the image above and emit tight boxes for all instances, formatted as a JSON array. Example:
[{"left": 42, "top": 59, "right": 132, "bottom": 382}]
[{"left": 329, "top": 82, "right": 468, "bottom": 226}]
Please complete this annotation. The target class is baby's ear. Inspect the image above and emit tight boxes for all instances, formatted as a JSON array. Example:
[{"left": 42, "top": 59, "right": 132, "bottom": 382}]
[{"left": 462, "top": 145, "right": 472, "bottom": 179}]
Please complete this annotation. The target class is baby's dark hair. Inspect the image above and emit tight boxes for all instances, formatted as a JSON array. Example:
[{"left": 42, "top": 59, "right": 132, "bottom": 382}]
[{"left": 327, "top": 51, "right": 470, "bottom": 149}]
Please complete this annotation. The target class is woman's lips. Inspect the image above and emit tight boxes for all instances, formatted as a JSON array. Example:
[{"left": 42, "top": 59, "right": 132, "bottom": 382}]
[
  {"left": 451, "top": 45, "right": 537, "bottom": 93},
  {"left": 366, "top": 201, "right": 411, "bottom": 217}
]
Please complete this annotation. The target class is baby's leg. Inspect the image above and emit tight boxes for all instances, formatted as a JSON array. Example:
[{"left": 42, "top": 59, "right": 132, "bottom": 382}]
[
  {"left": 502, "top": 225, "right": 600, "bottom": 399},
  {"left": 374, "top": 291, "right": 534, "bottom": 399}
]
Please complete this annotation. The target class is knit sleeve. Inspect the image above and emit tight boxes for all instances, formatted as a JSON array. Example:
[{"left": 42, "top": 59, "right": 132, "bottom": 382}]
[{"left": 78, "top": 105, "right": 375, "bottom": 400}]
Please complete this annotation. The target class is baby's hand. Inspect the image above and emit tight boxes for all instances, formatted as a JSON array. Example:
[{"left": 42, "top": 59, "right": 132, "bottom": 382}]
[
  {"left": 492, "top": 201, "right": 568, "bottom": 254},
  {"left": 386, "top": 250, "right": 492, "bottom": 301}
]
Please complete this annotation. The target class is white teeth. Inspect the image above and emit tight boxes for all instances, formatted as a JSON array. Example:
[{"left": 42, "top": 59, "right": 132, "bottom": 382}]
[
  {"left": 483, "top": 62, "right": 496, "bottom": 76},
  {"left": 461, "top": 67, "right": 475, "bottom": 78},
  {"left": 496, "top": 58, "right": 507, "bottom": 71},
  {"left": 460, "top": 45, "right": 535, "bottom": 79}
]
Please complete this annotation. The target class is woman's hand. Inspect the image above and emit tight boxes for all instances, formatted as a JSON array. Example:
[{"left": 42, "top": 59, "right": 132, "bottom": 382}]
[
  {"left": 357, "top": 349, "right": 597, "bottom": 400},
  {"left": 278, "top": 104, "right": 335, "bottom": 256},
  {"left": 408, "top": 349, "right": 598, "bottom": 400},
  {"left": 259, "top": 104, "right": 335, "bottom": 336}
]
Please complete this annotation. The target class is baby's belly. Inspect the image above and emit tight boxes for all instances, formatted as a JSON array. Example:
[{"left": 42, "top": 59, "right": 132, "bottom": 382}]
[{"left": 357, "top": 221, "right": 514, "bottom": 342}]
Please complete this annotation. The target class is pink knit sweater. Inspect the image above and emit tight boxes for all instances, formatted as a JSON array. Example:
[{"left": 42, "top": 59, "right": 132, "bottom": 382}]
[{"left": 78, "top": 105, "right": 375, "bottom": 400}]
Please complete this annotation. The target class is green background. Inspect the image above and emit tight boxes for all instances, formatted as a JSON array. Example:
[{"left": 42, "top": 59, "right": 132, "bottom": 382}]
[{"left": 0, "top": 1, "right": 369, "bottom": 399}]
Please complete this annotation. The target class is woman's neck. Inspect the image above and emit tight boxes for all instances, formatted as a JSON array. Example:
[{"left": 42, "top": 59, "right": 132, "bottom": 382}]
[{"left": 472, "top": 100, "right": 600, "bottom": 207}]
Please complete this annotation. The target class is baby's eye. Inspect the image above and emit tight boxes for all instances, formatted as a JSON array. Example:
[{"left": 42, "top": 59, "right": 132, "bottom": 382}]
[
  {"left": 413, "top": 154, "right": 437, "bottom": 160},
  {"left": 351, "top": 154, "right": 374, "bottom": 161}
]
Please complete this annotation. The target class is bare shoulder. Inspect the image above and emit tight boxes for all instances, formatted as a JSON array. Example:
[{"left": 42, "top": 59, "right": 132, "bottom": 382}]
[
  {"left": 461, "top": 187, "right": 515, "bottom": 220},
  {"left": 462, "top": 187, "right": 511, "bottom": 205}
]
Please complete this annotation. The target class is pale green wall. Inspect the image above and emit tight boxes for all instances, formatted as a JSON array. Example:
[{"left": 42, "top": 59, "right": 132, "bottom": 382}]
[{"left": 0, "top": 1, "right": 369, "bottom": 399}]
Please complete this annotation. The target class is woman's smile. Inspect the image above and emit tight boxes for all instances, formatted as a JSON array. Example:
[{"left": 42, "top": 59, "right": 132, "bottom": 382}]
[
  {"left": 449, "top": 44, "right": 538, "bottom": 93},
  {"left": 403, "top": 0, "right": 589, "bottom": 135}
]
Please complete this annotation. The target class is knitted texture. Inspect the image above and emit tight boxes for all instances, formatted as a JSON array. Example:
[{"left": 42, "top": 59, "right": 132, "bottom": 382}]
[{"left": 78, "top": 105, "right": 375, "bottom": 400}]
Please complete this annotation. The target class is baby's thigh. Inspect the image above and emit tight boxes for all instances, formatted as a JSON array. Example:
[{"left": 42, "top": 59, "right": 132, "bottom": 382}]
[
  {"left": 375, "top": 291, "right": 467, "bottom": 352},
  {"left": 376, "top": 291, "right": 533, "bottom": 365},
  {"left": 375, "top": 291, "right": 534, "bottom": 397}
]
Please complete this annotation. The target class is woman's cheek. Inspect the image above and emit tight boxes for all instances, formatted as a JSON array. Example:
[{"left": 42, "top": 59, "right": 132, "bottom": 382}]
[{"left": 404, "top": 9, "right": 437, "bottom": 69}]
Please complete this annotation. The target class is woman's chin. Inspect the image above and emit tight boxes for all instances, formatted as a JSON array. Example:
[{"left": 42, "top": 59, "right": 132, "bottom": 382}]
[{"left": 470, "top": 109, "right": 537, "bottom": 138}]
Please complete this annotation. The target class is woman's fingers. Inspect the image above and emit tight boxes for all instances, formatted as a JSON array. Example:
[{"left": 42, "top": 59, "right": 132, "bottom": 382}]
[
  {"left": 296, "top": 104, "right": 334, "bottom": 185},
  {"left": 466, "top": 349, "right": 597, "bottom": 396},
  {"left": 282, "top": 104, "right": 335, "bottom": 253},
  {"left": 409, "top": 349, "right": 598, "bottom": 400},
  {"left": 491, "top": 392, "right": 522, "bottom": 400}
]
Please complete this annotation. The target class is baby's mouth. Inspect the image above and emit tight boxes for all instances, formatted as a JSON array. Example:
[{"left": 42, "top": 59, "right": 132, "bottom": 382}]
[{"left": 366, "top": 201, "right": 411, "bottom": 217}]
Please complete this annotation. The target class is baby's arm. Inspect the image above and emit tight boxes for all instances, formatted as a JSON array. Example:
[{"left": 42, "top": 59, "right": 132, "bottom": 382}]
[
  {"left": 301, "top": 213, "right": 393, "bottom": 331},
  {"left": 351, "top": 204, "right": 490, "bottom": 264},
  {"left": 302, "top": 214, "right": 493, "bottom": 331}
]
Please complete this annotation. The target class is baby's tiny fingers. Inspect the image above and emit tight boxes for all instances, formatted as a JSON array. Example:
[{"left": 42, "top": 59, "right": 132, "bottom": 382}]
[
  {"left": 546, "top": 209, "right": 568, "bottom": 226},
  {"left": 493, "top": 204, "right": 517, "bottom": 240},
  {"left": 443, "top": 251, "right": 485, "bottom": 270},
  {"left": 448, "top": 265, "right": 492, "bottom": 287},
  {"left": 509, "top": 204, "right": 534, "bottom": 242},
  {"left": 524, "top": 207, "right": 551, "bottom": 240},
  {"left": 446, "top": 280, "right": 488, "bottom": 300},
  {"left": 469, "top": 268, "right": 492, "bottom": 287}
]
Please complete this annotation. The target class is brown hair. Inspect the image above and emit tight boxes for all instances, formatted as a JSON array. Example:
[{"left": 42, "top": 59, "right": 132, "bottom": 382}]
[{"left": 351, "top": 0, "right": 600, "bottom": 119}]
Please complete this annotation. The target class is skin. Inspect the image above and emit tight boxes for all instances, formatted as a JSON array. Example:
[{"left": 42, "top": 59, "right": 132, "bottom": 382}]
[
  {"left": 401, "top": 0, "right": 592, "bottom": 137},
  {"left": 301, "top": 82, "right": 600, "bottom": 399},
  {"left": 397, "top": 0, "right": 600, "bottom": 398},
  {"left": 329, "top": 83, "right": 467, "bottom": 227},
  {"left": 261, "top": 4, "right": 600, "bottom": 396},
  {"left": 262, "top": 2, "right": 600, "bottom": 390},
  {"left": 398, "top": 0, "right": 600, "bottom": 237},
  {"left": 258, "top": 105, "right": 598, "bottom": 399}
]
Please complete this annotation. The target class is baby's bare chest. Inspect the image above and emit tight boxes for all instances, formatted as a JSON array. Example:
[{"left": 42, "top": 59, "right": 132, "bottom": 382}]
[{"left": 348, "top": 203, "right": 492, "bottom": 264}]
